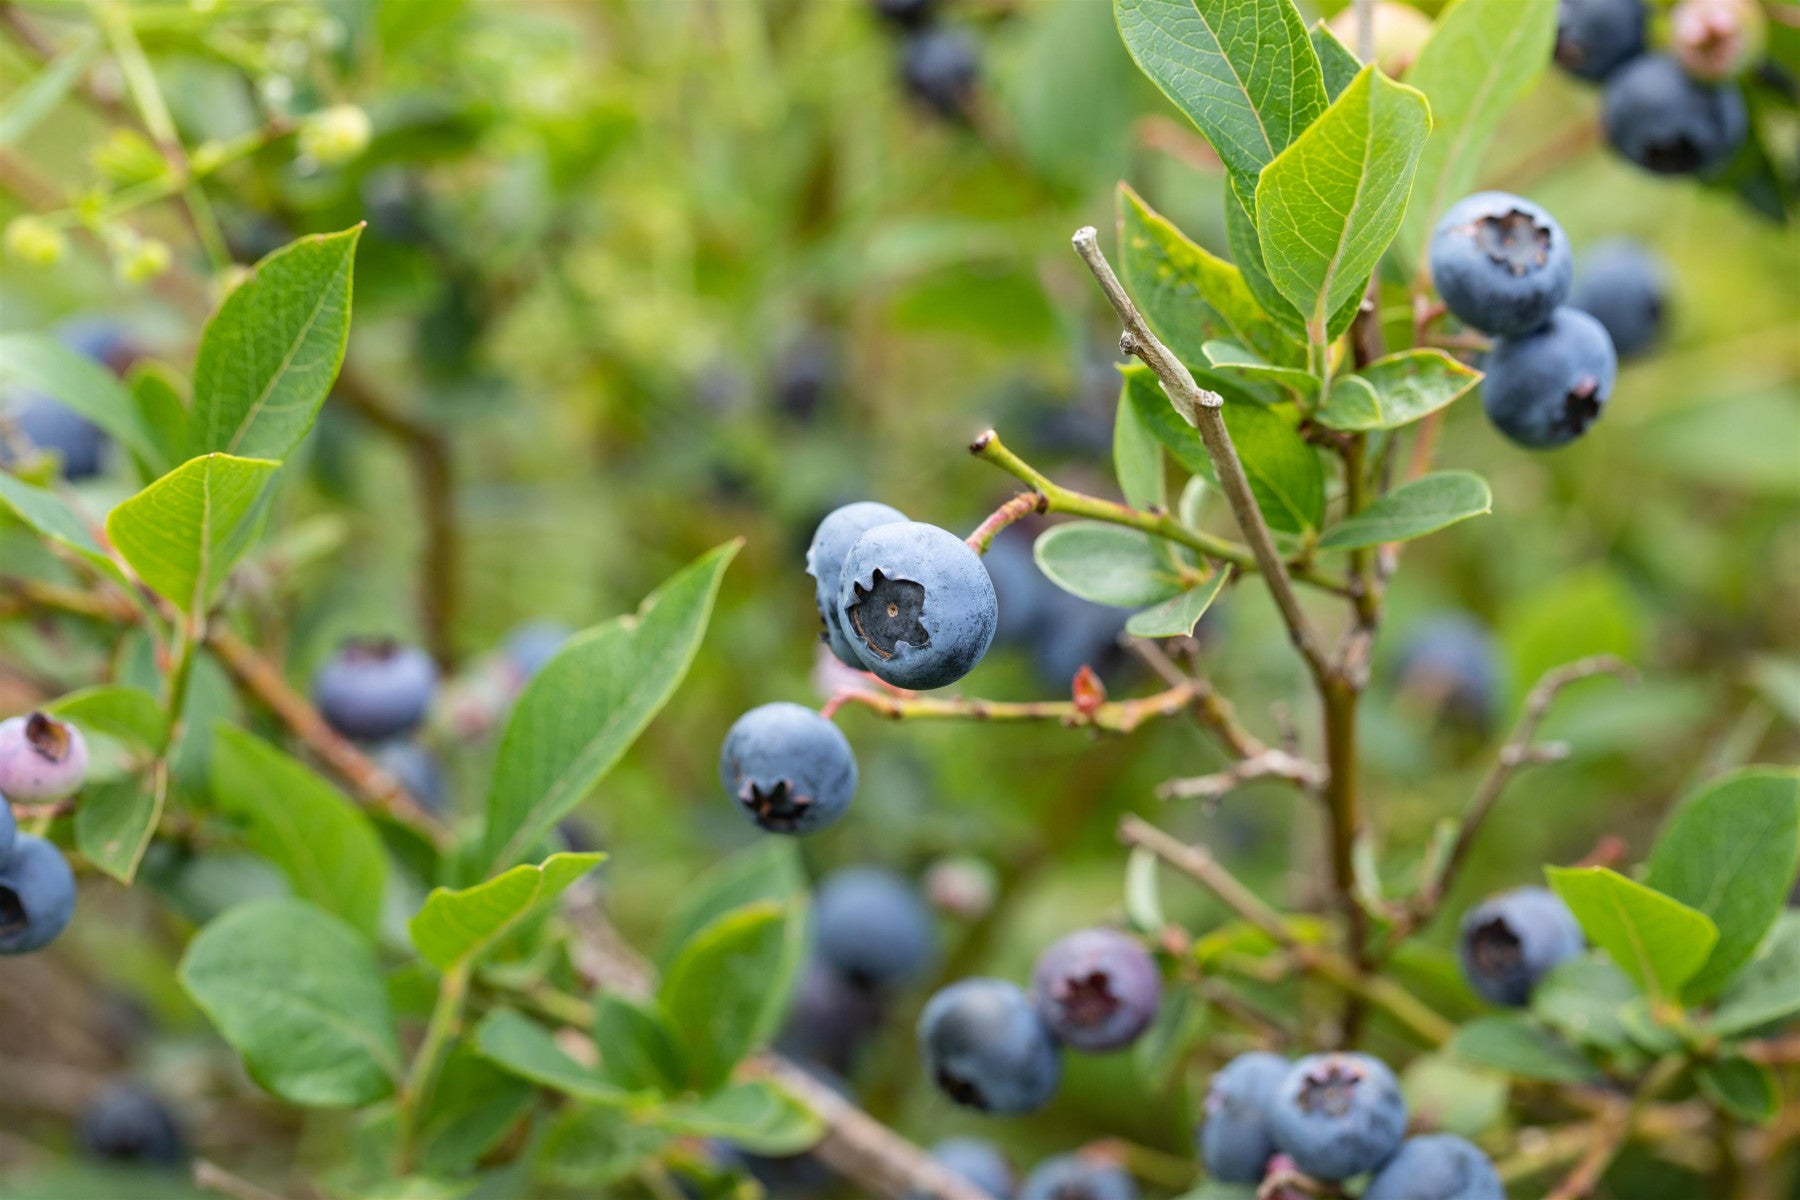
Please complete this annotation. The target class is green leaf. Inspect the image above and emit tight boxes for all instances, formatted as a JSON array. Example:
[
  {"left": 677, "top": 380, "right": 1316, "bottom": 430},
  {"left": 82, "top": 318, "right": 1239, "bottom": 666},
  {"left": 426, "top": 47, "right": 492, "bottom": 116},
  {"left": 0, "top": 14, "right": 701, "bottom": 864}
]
[
  {"left": 1034, "top": 522, "right": 1187, "bottom": 608},
  {"left": 1225, "top": 178, "right": 1310, "bottom": 339},
  {"left": 1202, "top": 340, "right": 1318, "bottom": 396},
  {"left": 1502, "top": 568, "right": 1642, "bottom": 709},
  {"left": 1646, "top": 768, "right": 1800, "bottom": 1001},
  {"left": 1318, "top": 471, "right": 1491, "bottom": 551},
  {"left": 188, "top": 227, "right": 361, "bottom": 460},
  {"left": 651, "top": 1081, "right": 824, "bottom": 1156},
  {"left": 659, "top": 899, "right": 805, "bottom": 1090},
  {"left": 1113, "top": 0, "right": 1328, "bottom": 184},
  {"left": 1124, "top": 363, "right": 1212, "bottom": 476},
  {"left": 1255, "top": 66, "right": 1432, "bottom": 342},
  {"left": 660, "top": 839, "right": 805, "bottom": 966},
  {"left": 1117, "top": 182, "right": 1298, "bottom": 368},
  {"left": 1114, "top": 378, "right": 1166, "bottom": 511},
  {"left": 105, "top": 453, "right": 278, "bottom": 615},
  {"left": 1315, "top": 348, "right": 1482, "bottom": 431},
  {"left": 129, "top": 362, "right": 190, "bottom": 475},
  {"left": 1398, "top": 0, "right": 1557, "bottom": 275},
  {"left": 1449, "top": 1015, "right": 1601, "bottom": 1084},
  {"left": 594, "top": 994, "right": 686, "bottom": 1095},
  {"left": 47, "top": 685, "right": 166, "bottom": 751},
  {"left": 473, "top": 1009, "right": 636, "bottom": 1106},
  {"left": 1309, "top": 20, "right": 1362, "bottom": 100},
  {"left": 1220, "top": 398, "right": 1325, "bottom": 534},
  {"left": 536, "top": 1108, "right": 671, "bottom": 1190},
  {"left": 1712, "top": 912, "right": 1800, "bottom": 1036},
  {"left": 482, "top": 541, "right": 738, "bottom": 874},
  {"left": 1532, "top": 955, "right": 1637, "bottom": 1053},
  {"left": 1546, "top": 866, "right": 1719, "bottom": 1002},
  {"left": 0, "top": 332, "right": 161, "bottom": 470},
  {"left": 0, "top": 467, "right": 134, "bottom": 592},
  {"left": 0, "top": 29, "right": 100, "bottom": 145},
  {"left": 1697, "top": 1055, "right": 1779, "bottom": 1125},
  {"left": 1125, "top": 569, "right": 1229, "bottom": 638},
  {"left": 209, "top": 726, "right": 388, "bottom": 938},
  {"left": 74, "top": 772, "right": 165, "bottom": 885},
  {"left": 1400, "top": 1054, "right": 1508, "bottom": 1139},
  {"left": 410, "top": 851, "right": 605, "bottom": 973},
  {"left": 412, "top": 1047, "right": 535, "bottom": 1176},
  {"left": 179, "top": 897, "right": 401, "bottom": 1107}
]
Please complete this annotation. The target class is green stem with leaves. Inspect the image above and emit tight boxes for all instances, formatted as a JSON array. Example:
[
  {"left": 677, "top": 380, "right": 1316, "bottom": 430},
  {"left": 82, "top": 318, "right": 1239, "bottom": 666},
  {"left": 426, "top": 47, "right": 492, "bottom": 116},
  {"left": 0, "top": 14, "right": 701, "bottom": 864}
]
[{"left": 397, "top": 962, "right": 470, "bottom": 1171}]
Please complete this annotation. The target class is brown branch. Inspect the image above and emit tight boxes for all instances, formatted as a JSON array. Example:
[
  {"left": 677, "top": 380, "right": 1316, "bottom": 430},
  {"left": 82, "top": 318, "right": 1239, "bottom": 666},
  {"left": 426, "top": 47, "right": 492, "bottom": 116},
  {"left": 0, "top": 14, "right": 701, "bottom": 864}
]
[
  {"left": 1124, "top": 638, "right": 1272, "bottom": 761},
  {"left": 1156, "top": 750, "right": 1323, "bottom": 801},
  {"left": 825, "top": 680, "right": 1207, "bottom": 735},
  {"left": 193, "top": 1160, "right": 292, "bottom": 1200}
]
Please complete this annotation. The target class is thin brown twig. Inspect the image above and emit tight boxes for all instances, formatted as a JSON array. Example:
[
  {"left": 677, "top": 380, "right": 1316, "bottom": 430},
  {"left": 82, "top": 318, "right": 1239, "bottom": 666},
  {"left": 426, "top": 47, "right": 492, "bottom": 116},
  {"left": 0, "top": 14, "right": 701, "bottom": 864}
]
[
  {"left": 193, "top": 1160, "right": 291, "bottom": 1200},
  {"left": 825, "top": 681, "right": 1207, "bottom": 735},
  {"left": 1157, "top": 749, "right": 1325, "bottom": 801},
  {"left": 1124, "top": 638, "right": 1271, "bottom": 761}
]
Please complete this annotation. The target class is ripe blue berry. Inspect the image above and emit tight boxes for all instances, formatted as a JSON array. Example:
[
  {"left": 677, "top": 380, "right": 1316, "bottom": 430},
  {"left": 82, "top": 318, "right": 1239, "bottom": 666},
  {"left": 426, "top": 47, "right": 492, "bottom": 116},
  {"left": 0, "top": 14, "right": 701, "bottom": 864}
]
[
  {"left": 0, "top": 832, "right": 77, "bottom": 955},
  {"left": 1031, "top": 928, "right": 1161, "bottom": 1052},
  {"left": 1603, "top": 54, "right": 1748, "bottom": 176},
  {"left": 312, "top": 639, "right": 439, "bottom": 742},
  {"left": 1429, "top": 192, "right": 1573, "bottom": 337},
  {"left": 1364, "top": 1134, "right": 1503, "bottom": 1200},
  {"left": 3, "top": 392, "right": 109, "bottom": 480},
  {"left": 913, "top": 1138, "right": 1015, "bottom": 1200},
  {"left": 1394, "top": 614, "right": 1504, "bottom": 732},
  {"left": 370, "top": 740, "right": 448, "bottom": 815},
  {"left": 1016, "top": 1155, "right": 1137, "bottom": 1200},
  {"left": 0, "top": 799, "right": 14, "bottom": 863},
  {"left": 1570, "top": 239, "right": 1669, "bottom": 358},
  {"left": 1481, "top": 306, "right": 1617, "bottom": 449},
  {"left": 815, "top": 866, "right": 937, "bottom": 989},
  {"left": 719, "top": 702, "right": 858, "bottom": 835},
  {"left": 1554, "top": 0, "right": 1647, "bottom": 82},
  {"left": 1269, "top": 1053, "right": 1408, "bottom": 1181},
  {"left": 808, "top": 502, "right": 909, "bottom": 669},
  {"left": 777, "top": 956, "right": 887, "bottom": 1074},
  {"left": 839, "top": 521, "right": 998, "bottom": 691},
  {"left": 0, "top": 712, "right": 89, "bottom": 804},
  {"left": 1199, "top": 1051, "right": 1291, "bottom": 1184},
  {"left": 773, "top": 330, "right": 838, "bottom": 422},
  {"left": 900, "top": 27, "right": 981, "bottom": 121},
  {"left": 1458, "top": 886, "right": 1586, "bottom": 1007},
  {"left": 78, "top": 1084, "right": 186, "bottom": 1167},
  {"left": 919, "top": 978, "right": 1062, "bottom": 1114}
]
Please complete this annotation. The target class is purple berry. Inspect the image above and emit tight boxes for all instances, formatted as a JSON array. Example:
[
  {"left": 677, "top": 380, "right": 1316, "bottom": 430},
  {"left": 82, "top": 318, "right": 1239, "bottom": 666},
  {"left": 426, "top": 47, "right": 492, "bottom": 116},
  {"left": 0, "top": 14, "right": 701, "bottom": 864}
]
[
  {"left": 1031, "top": 928, "right": 1161, "bottom": 1052},
  {"left": 0, "top": 712, "right": 89, "bottom": 804}
]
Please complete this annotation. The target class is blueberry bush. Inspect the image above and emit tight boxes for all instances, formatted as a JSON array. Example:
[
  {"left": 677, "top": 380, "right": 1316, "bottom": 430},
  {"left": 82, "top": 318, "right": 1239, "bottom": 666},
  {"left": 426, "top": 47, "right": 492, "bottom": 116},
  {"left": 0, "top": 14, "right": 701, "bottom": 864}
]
[{"left": 1, "top": 0, "right": 1797, "bottom": 1198}]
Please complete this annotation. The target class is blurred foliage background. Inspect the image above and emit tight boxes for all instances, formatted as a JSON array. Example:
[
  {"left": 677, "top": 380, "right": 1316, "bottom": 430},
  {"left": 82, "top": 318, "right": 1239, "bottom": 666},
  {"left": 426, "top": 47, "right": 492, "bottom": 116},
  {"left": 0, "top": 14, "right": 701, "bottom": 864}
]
[{"left": 1, "top": 0, "right": 1797, "bottom": 1195}]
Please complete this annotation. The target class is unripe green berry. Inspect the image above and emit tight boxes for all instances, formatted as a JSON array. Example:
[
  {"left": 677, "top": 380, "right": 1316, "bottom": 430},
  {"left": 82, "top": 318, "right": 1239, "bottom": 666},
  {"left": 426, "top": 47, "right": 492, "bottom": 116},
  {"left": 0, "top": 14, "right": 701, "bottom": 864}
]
[
  {"left": 300, "top": 104, "right": 372, "bottom": 166},
  {"left": 4, "top": 216, "right": 66, "bottom": 267},
  {"left": 116, "top": 236, "right": 172, "bottom": 285}
]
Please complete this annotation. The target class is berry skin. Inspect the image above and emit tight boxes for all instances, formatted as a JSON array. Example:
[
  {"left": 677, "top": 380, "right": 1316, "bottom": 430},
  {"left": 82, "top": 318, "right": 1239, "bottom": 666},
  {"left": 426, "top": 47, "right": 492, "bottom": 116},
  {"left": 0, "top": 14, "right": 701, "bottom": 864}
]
[
  {"left": 1016, "top": 1155, "right": 1138, "bottom": 1200},
  {"left": 3, "top": 392, "right": 109, "bottom": 480},
  {"left": 311, "top": 639, "right": 439, "bottom": 742},
  {"left": 1030, "top": 928, "right": 1161, "bottom": 1053},
  {"left": 370, "top": 740, "right": 448, "bottom": 815},
  {"left": 808, "top": 502, "right": 909, "bottom": 669},
  {"left": 1458, "top": 886, "right": 1586, "bottom": 1007},
  {"left": 777, "top": 956, "right": 887, "bottom": 1074},
  {"left": 1394, "top": 614, "right": 1504, "bottom": 733},
  {"left": 1429, "top": 192, "right": 1573, "bottom": 337},
  {"left": 1199, "top": 1051, "right": 1291, "bottom": 1184},
  {"left": 815, "top": 866, "right": 937, "bottom": 989},
  {"left": 1553, "top": 0, "right": 1647, "bottom": 82},
  {"left": 900, "top": 27, "right": 981, "bottom": 121},
  {"left": 1269, "top": 1053, "right": 1408, "bottom": 1181},
  {"left": 912, "top": 1138, "right": 1015, "bottom": 1200},
  {"left": 1481, "top": 306, "right": 1618, "bottom": 449},
  {"left": 0, "top": 712, "right": 89, "bottom": 804},
  {"left": 0, "top": 799, "right": 14, "bottom": 864},
  {"left": 78, "top": 1084, "right": 186, "bottom": 1167},
  {"left": 1570, "top": 239, "right": 1669, "bottom": 358},
  {"left": 1670, "top": 0, "right": 1766, "bottom": 83},
  {"left": 773, "top": 330, "right": 838, "bottom": 422},
  {"left": 1603, "top": 54, "right": 1748, "bottom": 177},
  {"left": 1364, "top": 1134, "right": 1504, "bottom": 1200},
  {"left": 918, "top": 978, "right": 1062, "bottom": 1115},
  {"left": 839, "top": 521, "right": 999, "bottom": 691},
  {"left": 718, "top": 702, "right": 858, "bottom": 835},
  {"left": 0, "top": 833, "right": 78, "bottom": 955}
]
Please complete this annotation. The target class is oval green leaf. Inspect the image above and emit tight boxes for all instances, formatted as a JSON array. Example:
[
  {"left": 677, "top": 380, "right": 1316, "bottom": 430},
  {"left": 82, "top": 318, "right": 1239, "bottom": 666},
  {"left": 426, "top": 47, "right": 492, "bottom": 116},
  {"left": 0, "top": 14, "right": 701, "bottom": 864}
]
[
  {"left": 1034, "top": 521, "right": 1187, "bottom": 608},
  {"left": 1318, "top": 470, "right": 1491, "bottom": 550}
]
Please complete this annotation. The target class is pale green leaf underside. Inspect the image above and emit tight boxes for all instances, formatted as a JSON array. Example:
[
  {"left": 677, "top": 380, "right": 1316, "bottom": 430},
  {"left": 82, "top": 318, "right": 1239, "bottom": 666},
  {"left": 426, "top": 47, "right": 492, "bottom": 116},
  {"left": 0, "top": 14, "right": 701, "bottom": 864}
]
[
  {"left": 1114, "top": 381, "right": 1166, "bottom": 512},
  {"left": 74, "top": 771, "right": 165, "bottom": 885},
  {"left": 1034, "top": 521, "right": 1187, "bottom": 608},
  {"left": 105, "top": 453, "right": 278, "bottom": 614},
  {"left": 411, "top": 852, "right": 606, "bottom": 973},
  {"left": 1546, "top": 866, "right": 1719, "bottom": 1001},
  {"left": 1126, "top": 569, "right": 1229, "bottom": 638},
  {"left": 1317, "top": 470, "right": 1491, "bottom": 550}
]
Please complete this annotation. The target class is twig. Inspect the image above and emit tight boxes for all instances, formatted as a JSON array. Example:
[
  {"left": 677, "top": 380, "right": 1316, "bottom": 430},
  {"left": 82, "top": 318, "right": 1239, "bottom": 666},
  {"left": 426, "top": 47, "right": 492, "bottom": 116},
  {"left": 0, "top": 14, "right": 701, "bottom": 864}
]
[
  {"left": 826, "top": 681, "right": 1207, "bottom": 735},
  {"left": 1124, "top": 638, "right": 1271, "bottom": 760},
  {"left": 1068, "top": 227, "right": 1330, "bottom": 677},
  {"left": 1157, "top": 750, "right": 1324, "bottom": 801},
  {"left": 193, "top": 1160, "right": 291, "bottom": 1200},
  {"left": 965, "top": 491, "right": 1045, "bottom": 553}
]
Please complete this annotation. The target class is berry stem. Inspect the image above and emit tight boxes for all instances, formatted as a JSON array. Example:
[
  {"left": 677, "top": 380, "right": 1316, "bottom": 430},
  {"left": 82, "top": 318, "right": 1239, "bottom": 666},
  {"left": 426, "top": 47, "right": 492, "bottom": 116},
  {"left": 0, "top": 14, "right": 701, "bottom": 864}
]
[{"left": 826, "top": 681, "right": 1214, "bottom": 736}]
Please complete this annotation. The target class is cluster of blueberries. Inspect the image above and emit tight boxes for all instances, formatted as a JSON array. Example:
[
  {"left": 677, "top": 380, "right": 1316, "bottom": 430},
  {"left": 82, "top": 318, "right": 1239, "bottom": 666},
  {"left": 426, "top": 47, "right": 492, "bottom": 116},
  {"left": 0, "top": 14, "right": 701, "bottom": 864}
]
[
  {"left": 873, "top": 0, "right": 982, "bottom": 123},
  {"left": 1556, "top": 0, "right": 1757, "bottom": 178},
  {"left": 1429, "top": 190, "right": 1666, "bottom": 450},
  {"left": 0, "top": 712, "right": 87, "bottom": 957}
]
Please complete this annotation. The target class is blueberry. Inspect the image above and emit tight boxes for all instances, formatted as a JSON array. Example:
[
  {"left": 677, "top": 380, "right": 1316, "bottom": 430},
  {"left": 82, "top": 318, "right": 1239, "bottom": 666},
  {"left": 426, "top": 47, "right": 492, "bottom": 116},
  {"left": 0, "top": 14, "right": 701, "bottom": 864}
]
[
  {"left": 873, "top": 0, "right": 937, "bottom": 31},
  {"left": 1016, "top": 1155, "right": 1137, "bottom": 1200},
  {"left": 1030, "top": 928, "right": 1160, "bottom": 1053},
  {"left": 1364, "top": 1134, "right": 1504, "bottom": 1200},
  {"left": 370, "top": 740, "right": 448, "bottom": 815},
  {"left": 3, "top": 392, "right": 109, "bottom": 480},
  {"left": 773, "top": 330, "right": 838, "bottom": 422},
  {"left": 1570, "top": 239, "right": 1669, "bottom": 358},
  {"left": 718, "top": 702, "right": 858, "bottom": 835},
  {"left": 777, "top": 956, "right": 887, "bottom": 1074},
  {"left": 0, "top": 712, "right": 89, "bottom": 804},
  {"left": 901, "top": 27, "right": 981, "bottom": 122},
  {"left": 918, "top": 978, "right": 1062, "bottom": 1114},
  {"left": 1603, "top": 54, "right": 1749, "bottom": 176},
  {"left": 0, "top": 799, "right": 14, "bottom": 863},
  {"left": 1671, "top": 0, "right": 1766, "bottom": 83},
  {"left": 78, "top": 1084, "right": 186, "bottom": 1167},
  {"left": 1481, "top": 306, "right": 1617, "bottom": 449},
  {"left": 503, "top": 620, "right": 572, "bottom": 683},
  {"left": 1429, "top": 192, "right": 1573, "bottom": 337},
  {"left": 839, "top": 521, "right": 998, "bottom": 691},
  {"left": 1458, "top": 886, "right": 1586, "bottom": 1007},
  {"left": 912, "top": 1138, "right": 1015, "bottom": 1200},
  {"left": 815, "top": 866, "right": 937, "bottom": 989},
  {"left": 1393, "top": 614, "right": 1504, "bottom": 732},
  {"left": 808, "top": 502, "right": 909, "bottom": 669},
  {"left": 1199, "top": 1051, "right": 1291, "bottom": 1184},
  {"left": 1269, "top": 1053, "right": 1408, "bottom": 1181},
  {"left": 311, "top": 639, "right": 439, "bottom": 742},
  {"left": 1554, "top": 0, "right": 1647, "bottom": 82},
  {"left": 0, "top": 832, "right": 77, "bottom": 955}
]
